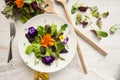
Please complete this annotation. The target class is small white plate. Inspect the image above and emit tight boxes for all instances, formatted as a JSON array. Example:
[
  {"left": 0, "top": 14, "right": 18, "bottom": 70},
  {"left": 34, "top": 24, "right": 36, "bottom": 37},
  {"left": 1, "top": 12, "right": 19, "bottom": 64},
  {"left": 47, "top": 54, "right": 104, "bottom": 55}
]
[{"left": 18, "top": 14, "right": 77, "bottom": 73}]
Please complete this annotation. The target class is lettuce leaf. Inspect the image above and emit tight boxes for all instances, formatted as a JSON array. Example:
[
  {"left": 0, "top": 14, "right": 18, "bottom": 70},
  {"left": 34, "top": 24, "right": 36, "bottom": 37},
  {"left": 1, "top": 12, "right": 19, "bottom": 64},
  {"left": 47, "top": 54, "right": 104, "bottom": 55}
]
[
  {"left": 25, "top": 45, "right": 34, "bottom": 55},
  {"left": 51, "top": 23, "right": 57, "bottom": 35},
  {"left": 37, "top": 25, "right": 46, "bottom": 37},
  {"left": 58, "top": 24, "right": 67, "bottom": 35},
  {"left": 55, "top": 41, "right": 65, "bottom": 52}
]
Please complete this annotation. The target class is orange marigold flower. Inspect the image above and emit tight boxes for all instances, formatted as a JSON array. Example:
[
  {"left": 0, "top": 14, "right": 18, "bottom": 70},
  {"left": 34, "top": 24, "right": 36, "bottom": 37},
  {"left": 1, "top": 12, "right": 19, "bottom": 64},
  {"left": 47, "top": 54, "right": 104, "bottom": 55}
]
[
  {"left": 14, "top": 0, "right": 24, "bottom": 8},
  {"left": 41, "top": 34, "right": 55, "bottom": 47}
]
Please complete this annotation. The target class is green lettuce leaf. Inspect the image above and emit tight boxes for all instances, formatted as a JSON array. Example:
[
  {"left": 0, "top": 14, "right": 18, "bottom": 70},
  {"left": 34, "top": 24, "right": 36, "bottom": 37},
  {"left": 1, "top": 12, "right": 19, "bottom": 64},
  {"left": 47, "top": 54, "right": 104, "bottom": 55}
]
[
  {"left": 76, "top": 13, "right": 82, "bottom": 24},
  {"left": 58, "top": 24, "right": 67, "bottom": 35},
  {"left": 2, "top": 5, "right": 13, "bottom": 18},
  {"left": 25, "top": 45, "right": 34, "bottom": 55},
  {"left": 71, "top": 3, "right": 82, "bottom": 14},
  {"left": 37, "top": 25, "right": 46, "bottom": 37},
  {"left": 51, "top": 23, "right": 57, "bottom": 35},
  {"left": 109, "top": 24, "right": 119, "bottom": 33},
  {"left": 55, "top": 41, "right": 65, "bottom": 52},
  {"left": 96, "top": 30, "right": 108, "bottom": 39}
]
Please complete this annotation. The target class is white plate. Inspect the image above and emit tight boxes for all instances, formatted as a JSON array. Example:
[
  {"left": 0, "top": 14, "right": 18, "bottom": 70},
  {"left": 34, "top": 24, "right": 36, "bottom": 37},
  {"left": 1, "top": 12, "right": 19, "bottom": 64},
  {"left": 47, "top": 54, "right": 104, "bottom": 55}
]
[{"left": 18, "top": 14, "right": 77, "bottom": 73}]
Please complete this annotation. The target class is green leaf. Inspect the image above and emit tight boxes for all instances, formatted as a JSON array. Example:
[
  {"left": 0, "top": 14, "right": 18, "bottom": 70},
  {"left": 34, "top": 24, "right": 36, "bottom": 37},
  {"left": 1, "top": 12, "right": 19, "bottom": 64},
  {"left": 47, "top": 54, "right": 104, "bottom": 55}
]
[
  {"left": 36, "top": 0, "right": 44, "bottom": 4},
  {"left": 51, "top": 23, "right": 57, "bottom": 35},
  {"left": 50, "top": 52, "right": 58, "bottom": 59},
  {"left": 32, "top": 43, "right": 41, "bottom": 54},
  {"left": 58, "top": 24, "right": 67, "bottom": 35},
  {"left": 20, "top": 16, "right": 28, "bottom": 23},
  {"left": 60, "top": 24, "right": 67, "bottom": 31},
  {"left": 2, "top": 5, "right": 13, "bottom": 18},
  {"left": 37, "top": 25, "right": 46, "bottom": 37},
  {"left": 96, "top": 30, "right": 108, "bottom": 38},
  {"left": 55, "top": 41, "right": 65, "bottom": 52},
  {"left": 31, "top": 43, "right": 43, "bottom": 58},
  {"left": 96, "top": 18, "right": 103, "bottom": 29},
  {"left": 71, "top": 3, "right": 81, "bottom": 14},
  {"left": 24, "top": 7, "right": 30, "bottom": 13},
  {"left": 34, "top": 36, "right": 41, "bottom": 43},
  {"left": 89, "top": 6, "right": 98, "bottom": 12},
  {"left": 91, "top": 11, "right": 100, "bottom": 18},
  {"left": 56, "top": 52, "right": 65, "bottom": 60},
  {"left": 109, "top": 24, "right": 119, "bottom": 33},
  {"left": 25, "top": 45, "right": 34, "bottom": 55},
  {"left": 101, "top": 12, "right": 109, "bottom": 18},
  {"left": 45, "top": 48, "right": 52, "bottom": 56},
  {"left": 24, "top": 0, "right": 34, "bottom": 4},
  {"left": 76, "top": 13, "right": 82, "bottom": 24},
  {"left": 34, "top": 59, "right": 39, "bottom": 66}
]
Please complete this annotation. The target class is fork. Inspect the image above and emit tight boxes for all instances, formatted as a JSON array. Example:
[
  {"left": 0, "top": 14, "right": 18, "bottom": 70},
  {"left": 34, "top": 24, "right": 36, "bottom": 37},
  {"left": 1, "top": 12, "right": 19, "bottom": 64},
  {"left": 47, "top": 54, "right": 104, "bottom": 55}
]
[{"left": 7, "top": 23, "right": 16, "bottom": 63}]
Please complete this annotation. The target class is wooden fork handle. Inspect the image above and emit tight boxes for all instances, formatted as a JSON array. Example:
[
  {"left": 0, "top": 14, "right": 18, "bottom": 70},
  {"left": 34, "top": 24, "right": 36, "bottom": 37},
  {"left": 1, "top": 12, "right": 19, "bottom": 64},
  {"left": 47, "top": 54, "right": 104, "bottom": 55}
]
[
  {"left": 63, "top": 3, "right": 73, "bottom": 24},
  {"left": 77, "top": 42, "right": 87, "bottom": 74},
  {"left": 74, "top": 28, "right": 107, "bottom": 56}
]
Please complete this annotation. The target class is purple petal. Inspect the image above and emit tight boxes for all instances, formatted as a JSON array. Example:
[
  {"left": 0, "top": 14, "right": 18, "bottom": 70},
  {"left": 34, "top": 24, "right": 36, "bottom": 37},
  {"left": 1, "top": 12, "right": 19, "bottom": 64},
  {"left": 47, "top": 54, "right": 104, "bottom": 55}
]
[
  {"left": 28, "top": 27, "right": 37, "bottom": 37},
  {"left": 63, "top": 37, "right": 69, "bottom": 44},
  {"left": 42, "top": 56, "right": 55, "bottom": 65}
]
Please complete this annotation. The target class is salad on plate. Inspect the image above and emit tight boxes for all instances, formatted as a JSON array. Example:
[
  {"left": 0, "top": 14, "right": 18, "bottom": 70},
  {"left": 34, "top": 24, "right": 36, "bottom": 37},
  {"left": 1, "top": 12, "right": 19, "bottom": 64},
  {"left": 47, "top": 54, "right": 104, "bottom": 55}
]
[{"left": 25, "top": 23, "right": 69, "bottom": 65}]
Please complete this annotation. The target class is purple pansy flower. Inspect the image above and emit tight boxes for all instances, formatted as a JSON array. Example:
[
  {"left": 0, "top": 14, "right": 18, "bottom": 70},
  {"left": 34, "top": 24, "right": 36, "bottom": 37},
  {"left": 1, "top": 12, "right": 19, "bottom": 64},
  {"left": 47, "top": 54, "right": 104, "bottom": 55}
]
[
  {"left": 28, "top": 27, "right": 38, "bottom": 37},
  {"left": 63, "top": 37, "right": 69, "bottom": 44},
  {"left": 42, "top": 56, "right": 55, "bottom": 65}
]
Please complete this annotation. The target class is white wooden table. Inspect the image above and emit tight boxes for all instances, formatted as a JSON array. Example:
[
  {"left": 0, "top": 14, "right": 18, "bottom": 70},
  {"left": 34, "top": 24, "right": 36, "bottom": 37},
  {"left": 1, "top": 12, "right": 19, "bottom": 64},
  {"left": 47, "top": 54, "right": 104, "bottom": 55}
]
[{"left": 0, "top": 0, "right": 120, "bottom": 80}]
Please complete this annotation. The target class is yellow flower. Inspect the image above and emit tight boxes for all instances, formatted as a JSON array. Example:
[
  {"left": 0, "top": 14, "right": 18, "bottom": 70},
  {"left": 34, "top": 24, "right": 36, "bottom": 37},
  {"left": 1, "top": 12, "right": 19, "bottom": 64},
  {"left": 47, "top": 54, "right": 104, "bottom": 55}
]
[
  {"left": 59, "top": 35, "right": 66, "bottom": 42},
  {"left": 14, "top": 0, "right": 24, "bottom": 8},
  {"left": 41, "top": 34, "right": 55, "bottom": 47}
]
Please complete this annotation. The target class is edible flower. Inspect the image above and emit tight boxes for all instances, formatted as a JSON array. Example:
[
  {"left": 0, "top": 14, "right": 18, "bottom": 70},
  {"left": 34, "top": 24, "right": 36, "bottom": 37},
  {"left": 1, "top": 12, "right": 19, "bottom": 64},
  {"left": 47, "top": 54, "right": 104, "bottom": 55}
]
[
  {"left": 28, "top": 27, "right": 38, "bottom": 37},
  {"left": 59, "top": 35, "right": 69, "bottom": 44},
  {"left": 42, "top": 56, "right": 55, "bottom": 65},
  {"left": 41, "top": 34, "right": 55, "bottom": 47},
  {"left": 59, "top": 35, "right": 66, "bottom": 42},
  {"left": 14, "top": 0, "right": 24, "bottom": 8}
]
